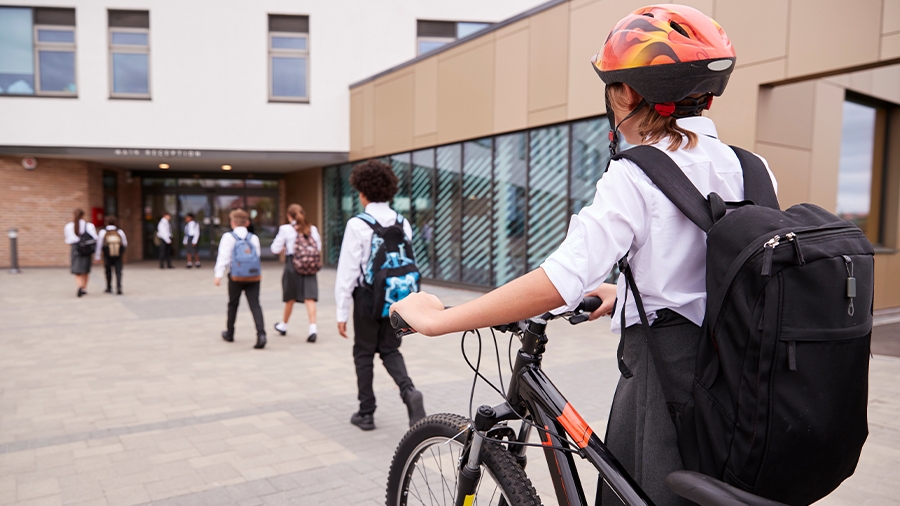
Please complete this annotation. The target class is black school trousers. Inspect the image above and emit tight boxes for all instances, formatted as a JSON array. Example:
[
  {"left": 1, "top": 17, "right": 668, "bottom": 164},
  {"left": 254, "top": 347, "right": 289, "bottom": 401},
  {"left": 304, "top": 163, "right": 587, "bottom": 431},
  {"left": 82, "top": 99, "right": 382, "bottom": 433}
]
[
  {"left": 226, "top": 278, "right": 265, "bottom": 337},
  {"left": 352, "top": 286, "right": 414, "bottom": 415},
  {"left": 158, "top": 242, "right": 172, "bottom": 268},
  {"left": 104, "top": 254, "right": 123, "bottom": 290}
]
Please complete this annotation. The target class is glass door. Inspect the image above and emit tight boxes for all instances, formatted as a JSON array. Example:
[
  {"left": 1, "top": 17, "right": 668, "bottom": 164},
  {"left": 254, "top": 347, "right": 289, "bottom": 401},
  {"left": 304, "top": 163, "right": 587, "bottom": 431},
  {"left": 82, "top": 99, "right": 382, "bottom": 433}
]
[
  {"left": 143, "top": 193, "right": 177, "bottom": 260},
  {"left": 245, "top": 196, "right": 278, "bottom": 259},
  {"left": 177, "top": 195, "right": 213, "bottom": 260},
  {"left": 211, "top": 195, "right": 244, "bottom": 258}
]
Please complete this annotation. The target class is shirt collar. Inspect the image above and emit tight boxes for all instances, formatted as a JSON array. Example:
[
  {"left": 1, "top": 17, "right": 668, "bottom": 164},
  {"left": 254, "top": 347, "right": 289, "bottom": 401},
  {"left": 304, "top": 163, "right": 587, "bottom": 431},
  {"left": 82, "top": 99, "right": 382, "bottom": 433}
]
[
  {"left": 675, "top": 116, "right": 718, "bottom": 139},
  {"left": 365, "top": 201, "right": 392, "bottom": 213},
  {"left": 233, "top": 226, "right": 248, "bottom": 235}
]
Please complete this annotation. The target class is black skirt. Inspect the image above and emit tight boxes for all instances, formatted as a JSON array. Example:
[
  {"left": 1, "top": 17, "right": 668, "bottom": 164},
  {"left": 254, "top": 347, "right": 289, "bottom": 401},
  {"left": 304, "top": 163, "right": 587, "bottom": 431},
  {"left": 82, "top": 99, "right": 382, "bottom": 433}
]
[
  {"left": 70, "top": 244, "right": 92, "bottom": 275},
  {"left": 282, "top": 256, "right": 318, "bottom": 302},
  {"left": 600, "top": 310, "right": 700, "bottom": 506}
]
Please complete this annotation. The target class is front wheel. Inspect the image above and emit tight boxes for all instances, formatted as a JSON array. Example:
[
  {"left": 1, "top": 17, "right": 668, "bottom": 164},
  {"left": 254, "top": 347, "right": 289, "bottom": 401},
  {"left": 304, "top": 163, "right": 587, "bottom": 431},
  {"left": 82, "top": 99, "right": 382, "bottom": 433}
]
[{"left": 385, "top": 413, "right": 540, "bottom": 506}]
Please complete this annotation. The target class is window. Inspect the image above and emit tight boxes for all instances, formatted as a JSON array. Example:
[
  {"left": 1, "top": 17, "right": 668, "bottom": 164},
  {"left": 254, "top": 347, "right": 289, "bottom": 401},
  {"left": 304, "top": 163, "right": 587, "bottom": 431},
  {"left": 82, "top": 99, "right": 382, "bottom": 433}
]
[
  {"left": 416, "top": 20, "right": 491, "bottom": 55},
  {"left": 837, "top": 94, "right": 890, "bottom": 244},
  {"left": 108, "top": 10, "right": 150, "bottom": 98},
  {"left": 0, "top": 7, "right": 76, "bottom": 96},
  {"left": 268, "top": 14, "right": 309, "bottom": 102},
  {"left": 103, "top": 170, "right": 118, "bottom": 218}
]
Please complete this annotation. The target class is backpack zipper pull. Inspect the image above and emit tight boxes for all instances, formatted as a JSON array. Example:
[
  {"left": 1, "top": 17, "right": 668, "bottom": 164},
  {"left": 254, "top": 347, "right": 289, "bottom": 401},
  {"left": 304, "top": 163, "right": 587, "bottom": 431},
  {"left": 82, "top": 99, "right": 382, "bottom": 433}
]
[
  {"left": 784, "top": 232, "right": 806, "bottom": 265},
  {"left": 843, "top": 255, "right": 856, "bottom": 316},
  {"left": 761, "top": 235, "right": 780, "bottom": 276}
]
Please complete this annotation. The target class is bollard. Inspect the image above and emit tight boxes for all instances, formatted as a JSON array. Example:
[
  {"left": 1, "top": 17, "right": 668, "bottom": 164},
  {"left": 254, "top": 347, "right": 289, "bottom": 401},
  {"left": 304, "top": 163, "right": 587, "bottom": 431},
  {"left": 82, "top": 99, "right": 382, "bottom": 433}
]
[{"left": 8, "top": 228, "right": 20, "bottom": 274}]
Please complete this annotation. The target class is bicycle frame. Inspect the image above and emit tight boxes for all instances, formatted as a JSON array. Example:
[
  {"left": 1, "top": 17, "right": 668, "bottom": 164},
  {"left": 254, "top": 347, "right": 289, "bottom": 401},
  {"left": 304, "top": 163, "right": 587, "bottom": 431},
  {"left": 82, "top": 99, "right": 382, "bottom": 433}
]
[{"left": 460, "top": 316, "right": 654, "bottom": 506}]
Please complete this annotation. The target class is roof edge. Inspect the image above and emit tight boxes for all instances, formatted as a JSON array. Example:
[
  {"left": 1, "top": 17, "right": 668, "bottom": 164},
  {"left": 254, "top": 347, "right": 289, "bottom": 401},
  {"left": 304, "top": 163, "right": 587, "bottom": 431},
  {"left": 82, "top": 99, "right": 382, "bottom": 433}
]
[{"left": 349, "top": 0, "right": 567, "bottom": 89}]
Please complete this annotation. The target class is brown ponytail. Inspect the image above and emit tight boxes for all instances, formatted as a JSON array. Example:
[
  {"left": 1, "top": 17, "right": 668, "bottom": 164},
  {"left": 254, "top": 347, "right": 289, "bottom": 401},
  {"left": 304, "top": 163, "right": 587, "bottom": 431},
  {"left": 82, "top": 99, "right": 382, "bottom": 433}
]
[
  {"left": 287, "top": 204, "right": 311, "bottom": 236},
  {"left": 73, "top": 209, "right": 85, "bottom": 234},
  {"left": 607, "top": 83, "right": 700, "bottom": 151}
]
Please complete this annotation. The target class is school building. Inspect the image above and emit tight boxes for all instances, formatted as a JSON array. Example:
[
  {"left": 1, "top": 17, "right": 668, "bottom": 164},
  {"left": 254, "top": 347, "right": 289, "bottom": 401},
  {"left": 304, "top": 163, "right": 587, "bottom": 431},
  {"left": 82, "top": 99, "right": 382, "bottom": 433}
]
[{"left": 2, "top": 0, "right": 899, "bottom": 310}]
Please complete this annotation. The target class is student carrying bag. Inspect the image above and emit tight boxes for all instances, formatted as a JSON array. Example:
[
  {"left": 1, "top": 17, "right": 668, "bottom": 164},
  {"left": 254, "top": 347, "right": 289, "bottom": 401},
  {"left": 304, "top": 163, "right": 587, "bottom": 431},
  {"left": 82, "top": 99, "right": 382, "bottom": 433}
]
[
  {"left": 76, "top": 224, "right": 97, "bottom": 256},
  {"left": 356, "top": 212, "right": 419, "bottom": 319},
  {"left": 612, "top": 145, "right": 873, "bottom": 506},
  {"left": 230, "top": 232, "right": 261, "bottom": 282}
]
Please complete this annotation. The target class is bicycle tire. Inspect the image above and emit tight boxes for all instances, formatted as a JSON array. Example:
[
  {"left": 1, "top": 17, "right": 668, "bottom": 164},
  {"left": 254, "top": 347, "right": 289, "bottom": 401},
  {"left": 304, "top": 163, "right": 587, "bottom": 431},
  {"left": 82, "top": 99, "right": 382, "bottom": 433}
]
[{"left": 386, "top": 413, "right": 541, "bottom": 506}]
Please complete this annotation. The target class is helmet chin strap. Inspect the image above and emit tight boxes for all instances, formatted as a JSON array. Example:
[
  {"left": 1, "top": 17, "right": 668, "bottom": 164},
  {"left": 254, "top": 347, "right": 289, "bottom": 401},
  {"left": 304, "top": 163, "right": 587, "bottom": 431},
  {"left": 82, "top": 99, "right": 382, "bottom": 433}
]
[{"left": 606, "top": 87, "right": 647, "bottom": 167}]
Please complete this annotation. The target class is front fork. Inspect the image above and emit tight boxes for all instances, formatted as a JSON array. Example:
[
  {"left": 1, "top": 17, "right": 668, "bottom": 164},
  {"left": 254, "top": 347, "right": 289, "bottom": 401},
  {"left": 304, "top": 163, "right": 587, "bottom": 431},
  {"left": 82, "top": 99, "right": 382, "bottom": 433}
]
[{"left": 455, "top": 403, "right": 523, "bottom": 506}]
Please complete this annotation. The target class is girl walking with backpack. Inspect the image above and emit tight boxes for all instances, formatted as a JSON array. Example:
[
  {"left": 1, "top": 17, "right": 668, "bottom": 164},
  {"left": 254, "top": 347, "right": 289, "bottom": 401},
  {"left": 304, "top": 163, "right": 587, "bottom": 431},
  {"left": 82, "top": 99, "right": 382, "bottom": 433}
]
[
  {"left": 391, "top": 6, "right": 777, "bottom": 505},
  {"left": 271, "top": 204, "right": 321, "bottom": 342},
  {"left": 63, "top": 208, "right": 98, "bottom": 298}
]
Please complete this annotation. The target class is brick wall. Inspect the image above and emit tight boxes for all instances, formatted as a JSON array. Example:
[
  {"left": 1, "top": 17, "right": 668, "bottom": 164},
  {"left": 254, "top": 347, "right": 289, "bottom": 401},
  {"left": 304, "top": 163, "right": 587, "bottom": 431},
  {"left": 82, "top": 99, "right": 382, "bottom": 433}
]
[
  {"left": 0, "top": 156, "right": 141, "bottom": 268},
  {"left": 0, "top": 156, "right": 90, "bottom": 268}
]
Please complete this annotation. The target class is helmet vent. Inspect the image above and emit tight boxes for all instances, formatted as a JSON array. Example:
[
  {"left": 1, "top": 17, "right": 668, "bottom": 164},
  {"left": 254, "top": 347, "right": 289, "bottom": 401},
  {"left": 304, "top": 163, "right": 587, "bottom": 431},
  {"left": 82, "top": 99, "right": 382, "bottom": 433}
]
[
  {"left": 669, "top": 21, "right": 689, "bottom": 38},
  {"left": 642, "top": 13, "right": 654, "bottom": 18}
]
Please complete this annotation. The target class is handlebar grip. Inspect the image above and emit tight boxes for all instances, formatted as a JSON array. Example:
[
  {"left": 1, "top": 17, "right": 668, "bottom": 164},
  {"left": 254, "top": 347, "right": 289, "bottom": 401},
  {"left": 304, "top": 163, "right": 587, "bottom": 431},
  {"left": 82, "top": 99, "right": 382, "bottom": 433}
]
[
  {"left": 390, "top": 311, "right": 411, "bottom": 331},
  {"left": 581, "top": 296, "right": 602, "bottom": 313}
]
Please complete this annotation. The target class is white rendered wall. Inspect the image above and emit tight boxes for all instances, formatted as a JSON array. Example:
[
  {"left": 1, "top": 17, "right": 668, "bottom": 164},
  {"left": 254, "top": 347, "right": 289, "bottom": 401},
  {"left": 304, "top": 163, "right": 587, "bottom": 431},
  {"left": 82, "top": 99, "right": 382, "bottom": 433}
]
[{"left": 0, "top": 0, "right": 546, "bottom": 153}]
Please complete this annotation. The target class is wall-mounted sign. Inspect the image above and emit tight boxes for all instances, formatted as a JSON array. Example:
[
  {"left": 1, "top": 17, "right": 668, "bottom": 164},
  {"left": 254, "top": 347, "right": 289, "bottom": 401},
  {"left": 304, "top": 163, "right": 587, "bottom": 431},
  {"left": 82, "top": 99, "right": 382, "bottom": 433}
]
[
  {"left": 113, "top": 149, "right": 203, "bottom": 158},
  {"left": 21, "top": 157, "right": 37, "bottom": 170}
]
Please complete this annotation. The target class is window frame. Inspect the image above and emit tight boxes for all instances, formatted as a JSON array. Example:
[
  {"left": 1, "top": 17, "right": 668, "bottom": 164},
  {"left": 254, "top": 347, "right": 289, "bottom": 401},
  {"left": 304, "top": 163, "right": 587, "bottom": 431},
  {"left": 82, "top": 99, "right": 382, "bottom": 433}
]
[
  {"left": 33, "top": 23, "right": 77, "bottom": 96},
  {"left": 416, "top": 36, "right": 455, "bottom": 56},
  {"left": 108, "top": 26, "right": 151, "bottom": 100},
  {"left": 268, "top": 31, "right": 309, "bottom": 103}
]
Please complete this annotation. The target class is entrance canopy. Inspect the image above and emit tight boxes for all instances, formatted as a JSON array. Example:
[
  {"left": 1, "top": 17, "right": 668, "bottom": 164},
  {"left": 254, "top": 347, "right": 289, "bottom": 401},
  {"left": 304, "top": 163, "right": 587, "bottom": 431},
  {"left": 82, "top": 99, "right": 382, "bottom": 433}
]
[{"left": 0, "top": 145, "right": 347, "bottom": 173}]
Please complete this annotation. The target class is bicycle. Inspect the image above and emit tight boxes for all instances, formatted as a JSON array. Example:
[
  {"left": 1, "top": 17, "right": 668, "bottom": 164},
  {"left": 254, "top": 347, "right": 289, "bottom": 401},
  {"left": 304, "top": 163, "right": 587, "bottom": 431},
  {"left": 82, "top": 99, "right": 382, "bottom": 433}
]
[{"left": 385, "top": 298, "right": 789, "bottom": 506}]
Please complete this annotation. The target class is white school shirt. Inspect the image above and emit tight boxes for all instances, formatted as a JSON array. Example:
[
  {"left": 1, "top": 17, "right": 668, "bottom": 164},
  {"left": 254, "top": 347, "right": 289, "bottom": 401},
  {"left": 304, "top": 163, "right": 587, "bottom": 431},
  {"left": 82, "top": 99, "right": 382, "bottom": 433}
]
[
  {"left": 183, "top": 221, "right": 200, "bottom": 245},
  {"left": 540, "top": 116, "right": 778, "bottom": 334},
  {"left": 94, "top": 226, "right": 128, "bottom": 260},
  {"left": 157, "top": 218, "right": 172, "bottom": 244},
  {"left": 214, "top": 227, "right": 262, "bottom": 279},
  {"left": 270, "top": 223, "right": 321, "bottom": 256},
  {"left": 63, "top": 219, "right": 98, "bottom": 244},
  {"left": 334, "top": 202, "right": 413, "bottom": 323}
]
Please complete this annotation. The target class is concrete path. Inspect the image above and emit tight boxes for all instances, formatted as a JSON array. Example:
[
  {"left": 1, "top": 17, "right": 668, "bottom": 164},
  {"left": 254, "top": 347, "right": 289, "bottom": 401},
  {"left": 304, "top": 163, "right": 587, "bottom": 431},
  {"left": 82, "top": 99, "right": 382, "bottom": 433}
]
[{"left": 0, "top": 263, "right": 898, "bottom": 505}]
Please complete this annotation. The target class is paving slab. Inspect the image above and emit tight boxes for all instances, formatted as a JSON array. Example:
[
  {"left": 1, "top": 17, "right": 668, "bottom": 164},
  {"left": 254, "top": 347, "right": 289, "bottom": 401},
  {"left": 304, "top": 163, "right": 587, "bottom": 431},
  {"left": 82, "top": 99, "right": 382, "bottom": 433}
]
[{"left": 0, "top": 262, "right": 898, "bottom": 505}]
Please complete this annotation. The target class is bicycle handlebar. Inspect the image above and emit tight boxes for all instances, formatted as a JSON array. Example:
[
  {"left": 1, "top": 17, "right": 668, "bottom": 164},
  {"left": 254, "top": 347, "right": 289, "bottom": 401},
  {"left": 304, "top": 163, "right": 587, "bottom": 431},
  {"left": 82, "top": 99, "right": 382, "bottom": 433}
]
[{"left": 390, "top": 296, "right": 603, "bottom": 337}]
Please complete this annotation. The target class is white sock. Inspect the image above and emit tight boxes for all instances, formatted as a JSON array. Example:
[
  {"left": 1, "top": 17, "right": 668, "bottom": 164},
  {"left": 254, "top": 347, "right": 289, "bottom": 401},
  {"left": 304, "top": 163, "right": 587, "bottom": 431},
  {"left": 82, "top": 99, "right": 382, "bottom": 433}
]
[
  {"left": 308, "top": 324, "right": 317, "bottom": 335},
  {"left": 275, "top": 322, "right": 287, "bottom": 332}
]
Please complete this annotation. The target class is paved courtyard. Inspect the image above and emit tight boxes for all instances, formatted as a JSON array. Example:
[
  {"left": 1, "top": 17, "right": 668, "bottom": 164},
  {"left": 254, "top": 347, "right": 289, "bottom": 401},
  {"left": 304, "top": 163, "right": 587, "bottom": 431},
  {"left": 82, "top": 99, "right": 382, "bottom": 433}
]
[{"left": 1, "top": 262, "right": 899, "bottom": 506}]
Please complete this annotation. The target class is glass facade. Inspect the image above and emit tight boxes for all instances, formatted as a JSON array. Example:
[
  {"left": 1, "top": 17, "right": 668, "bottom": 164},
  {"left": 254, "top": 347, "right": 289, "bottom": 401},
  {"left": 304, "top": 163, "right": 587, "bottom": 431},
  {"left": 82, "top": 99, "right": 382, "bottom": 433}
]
[{"left": 323, "top": 116, "right": 611, "bottom": 288}]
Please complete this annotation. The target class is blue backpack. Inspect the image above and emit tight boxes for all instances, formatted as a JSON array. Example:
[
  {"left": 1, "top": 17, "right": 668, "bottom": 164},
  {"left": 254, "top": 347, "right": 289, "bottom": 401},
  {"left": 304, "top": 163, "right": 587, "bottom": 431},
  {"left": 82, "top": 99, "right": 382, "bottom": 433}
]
[
  {"left": 357, "top": 212, "right": 419, "bottom": 318},
  {"left": 230, "top": 232, "right": 261, "bottom": 282}
]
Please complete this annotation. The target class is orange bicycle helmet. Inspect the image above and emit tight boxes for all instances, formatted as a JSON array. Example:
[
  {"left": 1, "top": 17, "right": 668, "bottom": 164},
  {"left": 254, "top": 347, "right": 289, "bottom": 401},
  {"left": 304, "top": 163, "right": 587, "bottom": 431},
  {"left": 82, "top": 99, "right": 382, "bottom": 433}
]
[{"left": 593, "top": 4, "right": 735, "bottom": 116}]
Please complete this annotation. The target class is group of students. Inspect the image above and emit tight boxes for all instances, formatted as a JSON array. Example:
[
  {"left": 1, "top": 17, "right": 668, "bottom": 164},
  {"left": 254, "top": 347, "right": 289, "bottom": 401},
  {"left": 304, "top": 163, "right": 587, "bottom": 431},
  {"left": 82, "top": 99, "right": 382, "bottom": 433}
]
[
  {"left": 64, "top": 209, "right": 127, "bottom": 297},
  {"left": 155, "top": 212, "right": 201, "bottom": 269}
]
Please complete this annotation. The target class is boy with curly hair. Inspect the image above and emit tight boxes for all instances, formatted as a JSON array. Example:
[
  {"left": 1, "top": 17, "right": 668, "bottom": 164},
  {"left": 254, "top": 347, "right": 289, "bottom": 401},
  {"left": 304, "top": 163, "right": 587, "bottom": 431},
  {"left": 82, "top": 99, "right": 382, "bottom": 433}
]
[{"left": 335, "top": 160, "right": 426, "bottom": 431}]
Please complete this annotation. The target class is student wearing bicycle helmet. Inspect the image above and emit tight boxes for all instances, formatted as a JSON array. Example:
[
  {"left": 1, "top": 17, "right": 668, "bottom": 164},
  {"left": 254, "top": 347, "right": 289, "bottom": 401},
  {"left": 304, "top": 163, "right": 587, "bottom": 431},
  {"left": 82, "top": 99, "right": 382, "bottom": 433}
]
[{"left": 392, "top": 5, "right": 776, "bottom": 505}]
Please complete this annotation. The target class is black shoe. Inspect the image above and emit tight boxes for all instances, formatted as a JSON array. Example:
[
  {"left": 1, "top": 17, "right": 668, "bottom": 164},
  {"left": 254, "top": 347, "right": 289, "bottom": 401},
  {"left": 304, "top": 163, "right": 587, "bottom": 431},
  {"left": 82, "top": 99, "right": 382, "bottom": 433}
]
[
  {"left": 116, "top": 288, "right": 123, "bottom": 295},
  {"left": 195, "top": 263, "right": 201, "bottom": 268},
  {"left": 274, "top": 323, "right": 287, "bottom": 336},
  {"left": 186, "top": 264, "right": 192, "bottom": 269},
  {"left": 104, "top": 287, "right": 113, "bottom": 293},
  {"left": 254, "top": 334, "right": 267, "bottom": 349},
  {"left": 350, "top": 412, "right": 375, "bottom": 431},
  {"left": 167, "top": 265, "right": 174, "bottom": 269},
  {"left": 307, "top": 333, "right": 317, "bottom": 343},
  {"left": 402, "top": 388, "right": 426, "bottom": 427},
  {"left": 77, "top": 288, "right": 85, "bottom": 298},
  {"left": 221, "top": 331, "right": 234, "bottom": 342}
]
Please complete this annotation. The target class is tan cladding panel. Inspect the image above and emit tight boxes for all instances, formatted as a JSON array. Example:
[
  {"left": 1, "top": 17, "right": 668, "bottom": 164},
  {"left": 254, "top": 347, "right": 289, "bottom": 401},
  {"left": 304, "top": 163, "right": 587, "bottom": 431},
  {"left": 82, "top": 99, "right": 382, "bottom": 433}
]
[
  {"left": 494, "top": 21, "right": 530, "bottom": 133},
  {"left": 414, "top": 58, "right": 438, "bottom": 138},
  {"left": 715, "top": 0, "right": 788, "bottom": 65},
  {"left": 527, "top": 3, "right": 569, "bottom": 115},
  {"left": 374, "top": 71, "right": 416, "bottom": 156},
  {"left": 787, "top": 0, "right": 883, "bottom": 77},
  {"left": 350, "top": 90, "right": 364, "bottom": 156},
  {"left": 437, "top": 38, "right": 496, "bottom": 145}
]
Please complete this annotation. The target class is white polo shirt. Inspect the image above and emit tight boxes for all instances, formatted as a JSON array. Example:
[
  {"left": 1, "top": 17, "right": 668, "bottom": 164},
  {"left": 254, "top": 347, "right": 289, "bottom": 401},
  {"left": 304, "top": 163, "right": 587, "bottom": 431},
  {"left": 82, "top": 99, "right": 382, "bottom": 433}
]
[{"left": 541, "top": 116, "right": 777, "bottom": 333}]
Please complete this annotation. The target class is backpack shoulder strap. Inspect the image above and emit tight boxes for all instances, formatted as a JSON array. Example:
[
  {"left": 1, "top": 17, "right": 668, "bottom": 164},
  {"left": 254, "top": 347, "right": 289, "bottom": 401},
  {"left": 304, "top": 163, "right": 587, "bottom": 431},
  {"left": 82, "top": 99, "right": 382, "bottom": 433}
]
[
  {"left": 729, "top": 145, "right": 780, "bottom": 210},
  {"left": 355, "top": 212, "right": 385, "bottom": 233},
  {"left": 612, "top": 145, "right": 714, "bottom": 232}
]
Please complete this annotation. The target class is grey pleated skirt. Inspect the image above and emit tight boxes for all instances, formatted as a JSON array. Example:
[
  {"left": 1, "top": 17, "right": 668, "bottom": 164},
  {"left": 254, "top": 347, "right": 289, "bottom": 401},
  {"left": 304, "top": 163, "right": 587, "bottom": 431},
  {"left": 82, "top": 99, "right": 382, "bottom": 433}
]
[
  {"left": 70, "top": 244, "right": 92, "bottom": 275},
  {"left": 600, "top": 310, "right": 700, "bottom": 506},
  {"left": 282, "top": 256, "right": 318, "bottom": 302}
]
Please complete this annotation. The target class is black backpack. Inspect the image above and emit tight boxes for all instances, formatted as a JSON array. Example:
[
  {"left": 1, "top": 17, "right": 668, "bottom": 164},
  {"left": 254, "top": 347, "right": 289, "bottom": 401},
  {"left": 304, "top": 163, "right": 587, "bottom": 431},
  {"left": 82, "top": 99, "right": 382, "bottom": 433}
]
[
  {"left": 76, "top": 223, "right": 96, "bottom": 256},
  {"left": 356, "top": 212, "right": 420, "bottom": 319},
  {"left": 612, "top": 145, "right": 873, "bottom": 506}
]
